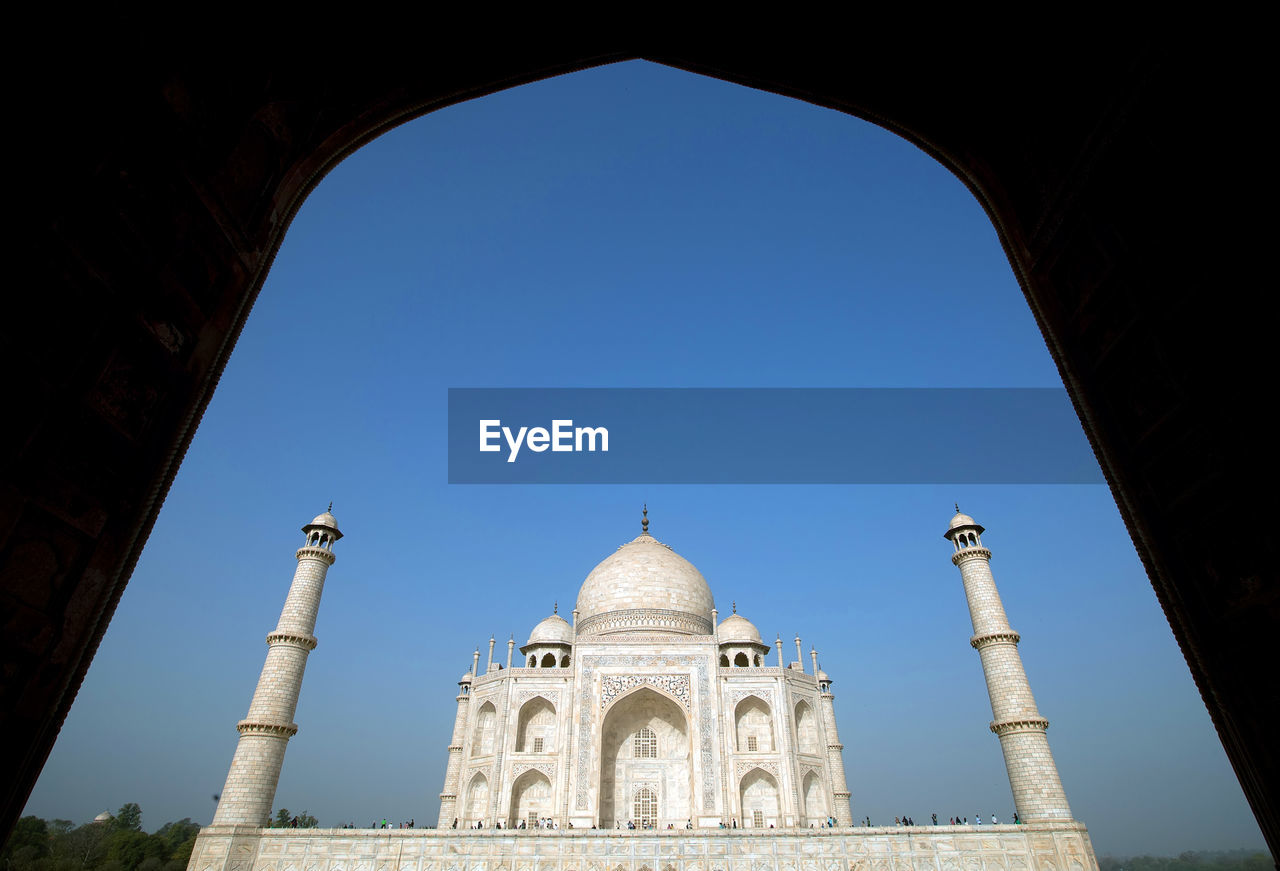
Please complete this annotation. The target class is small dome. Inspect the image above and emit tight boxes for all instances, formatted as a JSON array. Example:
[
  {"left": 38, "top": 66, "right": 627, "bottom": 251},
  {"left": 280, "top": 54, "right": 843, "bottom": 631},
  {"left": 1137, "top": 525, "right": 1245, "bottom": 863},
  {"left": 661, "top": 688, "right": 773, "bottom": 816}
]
[
  {"left": 309, "top": 511, "right": 339, "bottom": 528},
  {"left": 576, "top": 532, "right": 715, "bottom": 636},
  {"left": 459, "top": 671, "right": 473, "bottom": 684},
  {"left": 718, "top": 613, "right": 762, "bottom": 644},
  {"left": 302, "top": 507, "right": 342, "bottom": 540},
  {"left": 816, "top": 669, "right": 830, "bottom": 681},
  {"left": 945, "top": 509, "right": 984, "bottom": 539},
  {"left": 93, "top": 811, "right": 114, "bottom": 823},
  {"left": 526, "top": 613, "right": 572, "bottom": 646}
]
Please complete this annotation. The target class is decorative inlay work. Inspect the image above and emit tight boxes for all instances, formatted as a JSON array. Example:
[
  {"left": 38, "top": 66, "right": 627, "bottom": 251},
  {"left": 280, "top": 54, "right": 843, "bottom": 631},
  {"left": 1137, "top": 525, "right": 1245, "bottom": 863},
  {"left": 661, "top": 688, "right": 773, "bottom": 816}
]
[
  {"left": 991, "top": 718, "right": 1050, "bottom": 736},
  {"left": 971, "top": 631, "right": 1021, "bottom": 650},
  {"left": 728, "top": 689, "right": 773, "bottom": 709},
  {"left": 516, "top": 690, "right": 560, "bottom": 707},
  {"left": 577, "top": 608, "right": 714, "bottom": 637},
  {"left": 591, "top": 633, "right": 716, "bottom": 643},
  {"left": 236, "top": 720, "right": 297, "bottom": 738},
  {"left": 951, "top": 547, "right": 991, "bottom": 565},
  {"left": 800, "top": 763, "right": 823, "bottom": 783},
  {"left": 601, "top": 674, "right": 691, "bottom": 710},
  {"left": 265, "top": 631, "right": 318, "bottom": 650},
  {"left": 736, "top": 760, "right": 780, "bottom": 780},
  {"left": 578, "top": 655, "right": 715, "bottom": 812},
  {"left": 511, "top": 761, "right": 556, "bottom": 780}
]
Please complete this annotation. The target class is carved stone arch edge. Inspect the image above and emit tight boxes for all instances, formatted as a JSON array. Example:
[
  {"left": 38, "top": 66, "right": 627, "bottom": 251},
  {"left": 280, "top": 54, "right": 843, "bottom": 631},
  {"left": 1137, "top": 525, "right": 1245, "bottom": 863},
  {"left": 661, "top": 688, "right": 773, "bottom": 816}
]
[
  {"left": 735, "top": 760, "right": 781, "bottom": 782},
  {"left": 600, "top": 674, "right": 692, "bottom": 712},
  {"left": 515, "top": 689, "right": 560, "bottom": 709},
  {"left": 728, "top": 689, "right": 775, "bottom": 710}
]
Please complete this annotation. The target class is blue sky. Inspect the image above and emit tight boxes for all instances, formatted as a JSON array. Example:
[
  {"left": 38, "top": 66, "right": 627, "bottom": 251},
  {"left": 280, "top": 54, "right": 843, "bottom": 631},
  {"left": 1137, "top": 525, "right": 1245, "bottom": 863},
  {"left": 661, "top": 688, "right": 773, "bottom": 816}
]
[{"left": 23, "top": 61, "right": 1264, "bottom": 856}]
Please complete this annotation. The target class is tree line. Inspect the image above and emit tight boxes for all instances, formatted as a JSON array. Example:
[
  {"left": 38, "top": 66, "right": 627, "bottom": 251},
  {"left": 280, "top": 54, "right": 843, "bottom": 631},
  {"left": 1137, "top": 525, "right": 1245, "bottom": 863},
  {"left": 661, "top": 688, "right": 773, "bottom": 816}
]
[
  {"left": 2, "top": 805, "right": 197, "bottom": 871},
  {"left": 1098, "top": 851, "right": 1270, "bottom": 871},
  {"left": 1, "top": 803, "right": 321, "bottom": 871}
]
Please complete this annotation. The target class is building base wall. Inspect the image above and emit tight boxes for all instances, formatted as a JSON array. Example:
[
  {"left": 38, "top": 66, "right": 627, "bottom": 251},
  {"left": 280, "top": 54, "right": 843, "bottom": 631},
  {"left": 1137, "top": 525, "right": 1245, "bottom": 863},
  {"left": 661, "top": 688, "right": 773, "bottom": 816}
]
[{"left": 188, "top": 822, "right": 1098, "bottom": 871}]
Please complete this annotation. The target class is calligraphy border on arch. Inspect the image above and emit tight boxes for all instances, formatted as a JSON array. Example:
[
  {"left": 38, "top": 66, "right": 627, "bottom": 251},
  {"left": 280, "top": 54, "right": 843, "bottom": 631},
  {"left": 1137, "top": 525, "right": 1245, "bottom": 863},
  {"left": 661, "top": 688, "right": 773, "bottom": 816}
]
[{"left": 600, "top": 674, "right": 691, "bottom": 710}]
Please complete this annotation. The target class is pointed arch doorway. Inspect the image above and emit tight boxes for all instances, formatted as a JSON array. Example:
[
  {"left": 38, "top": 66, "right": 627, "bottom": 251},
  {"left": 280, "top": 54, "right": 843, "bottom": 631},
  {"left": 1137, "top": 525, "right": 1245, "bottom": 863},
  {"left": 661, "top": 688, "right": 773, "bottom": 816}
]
[{"left": 599, "top": 687, "right": 691, "bottom": 828}]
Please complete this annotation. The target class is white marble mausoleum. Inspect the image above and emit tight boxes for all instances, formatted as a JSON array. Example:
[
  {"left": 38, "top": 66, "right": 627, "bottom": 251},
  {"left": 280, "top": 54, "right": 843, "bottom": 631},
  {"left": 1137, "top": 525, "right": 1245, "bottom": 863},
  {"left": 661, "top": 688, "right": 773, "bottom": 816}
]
[
  {"left": 187, "top": 505, "right": 1100, "bottom": 871},
  {"left": 436, "top": 508, "right": 851, "bottom": 831}
]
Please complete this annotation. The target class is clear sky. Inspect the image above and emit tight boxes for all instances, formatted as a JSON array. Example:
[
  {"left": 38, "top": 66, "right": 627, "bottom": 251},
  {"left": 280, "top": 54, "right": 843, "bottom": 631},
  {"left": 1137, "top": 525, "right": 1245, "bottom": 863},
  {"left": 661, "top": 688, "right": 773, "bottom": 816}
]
[{"left": 23, "top": 61, "right": 1264, "bottom": 857}]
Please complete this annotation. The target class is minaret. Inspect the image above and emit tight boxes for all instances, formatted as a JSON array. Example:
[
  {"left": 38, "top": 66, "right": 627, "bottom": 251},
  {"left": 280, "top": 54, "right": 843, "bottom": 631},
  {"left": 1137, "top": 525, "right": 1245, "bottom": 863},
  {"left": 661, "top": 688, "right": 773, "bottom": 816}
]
[
  {"left": 945, "top": 507, "right": 1072, "bottom": 821},
  {"left": 212, "top": 507, "right": 342, "bottom": 826},
  {"left": 816, "top": 668, "right": 853, "bottom": 825},
  {"left": 437, "top": 669, "right": 474, "bottom": 827}
]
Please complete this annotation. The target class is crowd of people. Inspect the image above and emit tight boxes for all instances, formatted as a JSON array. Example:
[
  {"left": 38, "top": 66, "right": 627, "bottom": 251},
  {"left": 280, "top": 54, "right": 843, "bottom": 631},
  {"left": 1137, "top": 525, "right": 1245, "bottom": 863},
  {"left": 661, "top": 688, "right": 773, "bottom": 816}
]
[{"left": 381, "top": 812, "right": 1026, "bottom": 830}]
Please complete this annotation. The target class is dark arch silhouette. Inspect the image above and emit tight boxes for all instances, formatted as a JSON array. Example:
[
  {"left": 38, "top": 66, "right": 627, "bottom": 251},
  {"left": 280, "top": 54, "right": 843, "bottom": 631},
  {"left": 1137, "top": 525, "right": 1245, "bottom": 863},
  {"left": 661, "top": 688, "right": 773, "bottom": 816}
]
[{"left": 5, "top": 36, "right": 1271, "bottom": 855}]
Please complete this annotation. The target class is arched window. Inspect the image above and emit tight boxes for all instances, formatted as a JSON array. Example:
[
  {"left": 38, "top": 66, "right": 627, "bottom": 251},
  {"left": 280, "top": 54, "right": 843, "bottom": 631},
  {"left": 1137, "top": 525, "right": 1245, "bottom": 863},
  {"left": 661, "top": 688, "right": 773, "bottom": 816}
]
[
  {"left": 633, "top": 787, "right": 657, "bottom": 828},
  {"left": 634, "top": 727, "right": 657, "bottom": 759},
  {"left": 734, "top": 652, "right": 749, "bottom": 667},
  {"left": 529, "top": 655, "right": 536, "bottom": 667},
  {"left": 541, "top": 652, "right": 557, "bottom": 668},
  {"left": 720, "top": 654, "right": 730, "bottom": 667},
  {"left": 560, "top": 655, "right": 570, "bottom": 667}
]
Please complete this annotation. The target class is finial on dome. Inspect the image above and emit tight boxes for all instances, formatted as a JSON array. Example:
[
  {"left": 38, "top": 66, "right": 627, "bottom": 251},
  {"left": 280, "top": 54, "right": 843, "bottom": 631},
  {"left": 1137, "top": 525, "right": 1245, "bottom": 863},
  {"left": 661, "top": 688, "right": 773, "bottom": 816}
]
[
  {"left": 641, "top": 504, "right": 649, "bottom": 534},
  {"left": 554, "top": 601, "right": 558, "bottom": 614},
  {"left": 732, "top": 601, "right": 737, "bottom": 614},
  {"left": 955, "top": 502, "right": 960, "bottom": 514},
  {"left": 329, "top": 500, "right": 333, "bottom": 512}
]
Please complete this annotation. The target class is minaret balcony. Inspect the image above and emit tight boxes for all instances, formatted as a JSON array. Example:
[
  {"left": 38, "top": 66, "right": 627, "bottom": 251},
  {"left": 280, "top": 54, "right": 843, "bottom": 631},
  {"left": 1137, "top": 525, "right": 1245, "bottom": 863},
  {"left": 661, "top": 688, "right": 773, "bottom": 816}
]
[
  {"left": 951, "top": 546, "right": 991, "bottom": 565},
  {"left": 295, "top": 545, "right": 336, "bottom": 564}
]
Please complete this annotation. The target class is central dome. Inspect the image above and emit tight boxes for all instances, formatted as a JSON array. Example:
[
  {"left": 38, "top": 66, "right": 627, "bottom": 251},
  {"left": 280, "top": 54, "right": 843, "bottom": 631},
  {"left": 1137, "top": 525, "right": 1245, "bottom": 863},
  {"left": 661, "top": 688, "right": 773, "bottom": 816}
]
[{"left": 575, "top": 531, "right": 715, "bottom": 636}]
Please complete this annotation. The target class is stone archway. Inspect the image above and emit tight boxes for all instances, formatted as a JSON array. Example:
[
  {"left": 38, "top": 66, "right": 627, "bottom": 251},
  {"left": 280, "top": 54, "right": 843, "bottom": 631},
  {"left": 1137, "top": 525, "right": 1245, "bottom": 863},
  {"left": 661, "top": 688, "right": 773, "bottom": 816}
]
[
  {"left": 795, "top": 700, "right": 819, "bottom": 755},
  {"left": 464, "top": 772, "right": 489, "bottom": 825},
  {"left": 508, "top": 769, "right": 552, "bottom": 828},
  {"left": 516, "top": 696, "right": 556, "bottom": 753},
  {"left": 802, "top": 770, "right": 827, "bottom": 824},
  {"left": 599, "top": 687, "right": 691, "bottom": 828},
  {"left": 740, "top": 767, "right": 780, "bottom": 828},
  {"left": 7, "top": 47, "right": 1276, "bottom": 857},
  {"left": 734, "top": 696, "right": 774, "bottom": 752}
]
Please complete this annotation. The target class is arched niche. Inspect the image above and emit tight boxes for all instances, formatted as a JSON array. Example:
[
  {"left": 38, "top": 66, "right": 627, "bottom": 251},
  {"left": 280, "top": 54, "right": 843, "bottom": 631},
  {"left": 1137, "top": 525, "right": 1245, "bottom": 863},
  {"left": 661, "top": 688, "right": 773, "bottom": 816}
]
[
  {"left": 734, "top": 696, "right": 773, "bottom": 752},
  {"left": 739, "top": 767, "right": 780, "bottom": 828},
  {"left": 599, "top": 687, "right": 690, "bottom": 828},
  {"left": 471, "top": 701, "right": 496, "bottom": 756},
  {"left": 795, "top": 700, "right": 819, "bottom": 755},
  {"left": 516, "top": 696, "right": 556, "bottom": 752},
  {"left": 465, "top": 771, "right": 489, "bottom": 824},
  {"left": 802, "top": 770, "right": 827, "bottom": 823},
  {"left": 508, "top": 769, "right": 552, "bottom": 828}
]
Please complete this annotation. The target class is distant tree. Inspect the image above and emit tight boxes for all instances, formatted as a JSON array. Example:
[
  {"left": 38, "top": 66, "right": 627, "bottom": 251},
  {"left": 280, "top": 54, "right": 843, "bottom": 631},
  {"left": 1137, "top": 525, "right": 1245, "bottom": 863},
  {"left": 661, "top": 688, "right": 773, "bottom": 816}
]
[
  {"left": 104, "top": 829, "right": 161, "bottom": 871},
  {"left": 111, "top": 807, "right": 141, "bottom": 834},
  {"left": 54, "top": 824, "right": 107, "bottom": 871},
  {"left": 296, "top": 813, "right": 318, "bottom": 830},
  {"left": 272, "top": 810, "right": 291, "bottom": 829},
  {"left": 1, "top": 816, "right": 51, "bottom": 871},
  {"left": 151, "top": 822, "right": 199, "bottom": 858}
]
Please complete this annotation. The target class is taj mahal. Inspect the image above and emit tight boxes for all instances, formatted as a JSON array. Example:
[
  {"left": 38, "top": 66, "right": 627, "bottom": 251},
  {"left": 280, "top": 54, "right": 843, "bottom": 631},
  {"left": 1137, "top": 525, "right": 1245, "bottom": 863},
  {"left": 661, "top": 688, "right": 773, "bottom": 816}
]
[{"left": 187, "top": 506, "right": 1099, "bottom": 871}]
